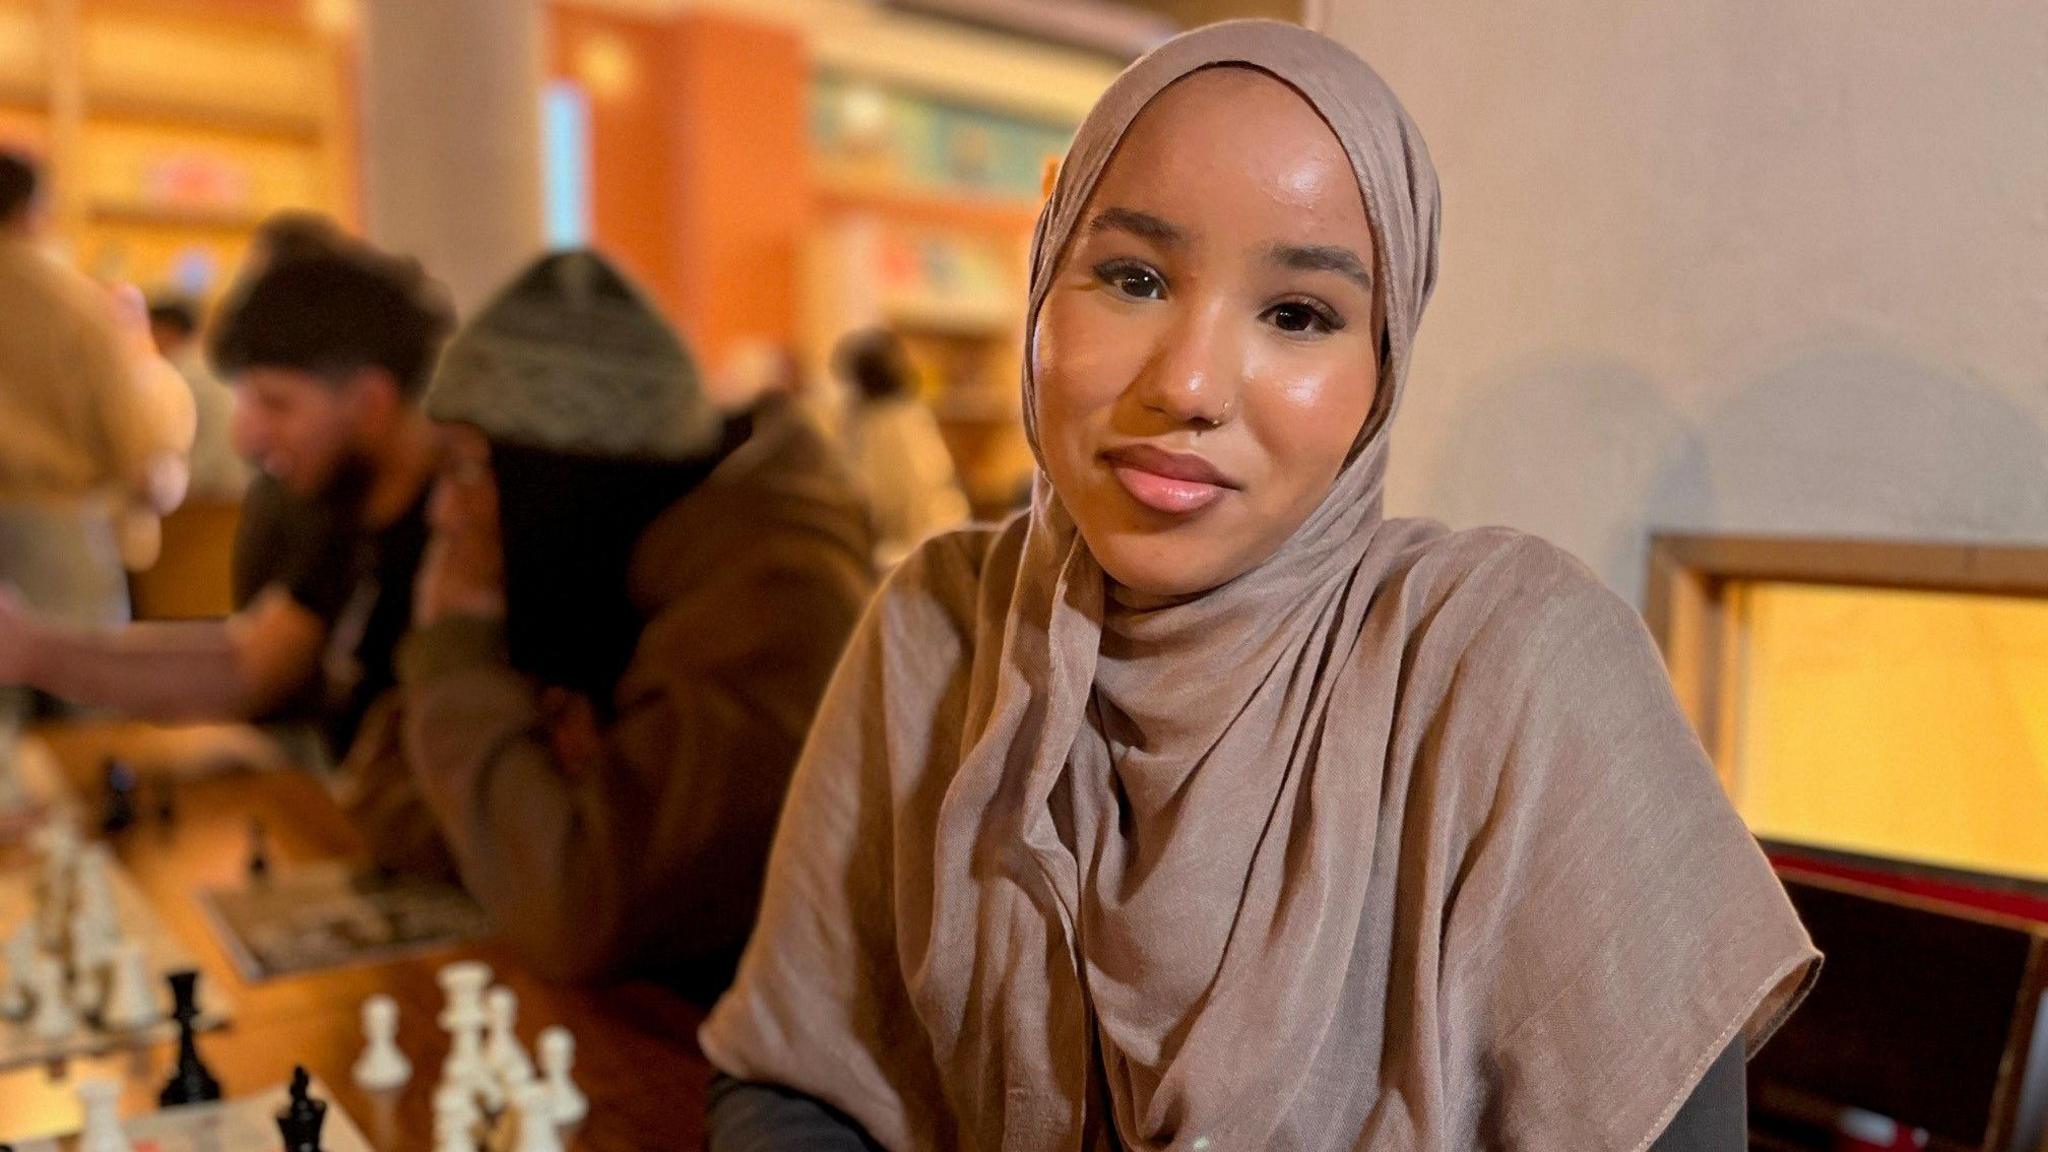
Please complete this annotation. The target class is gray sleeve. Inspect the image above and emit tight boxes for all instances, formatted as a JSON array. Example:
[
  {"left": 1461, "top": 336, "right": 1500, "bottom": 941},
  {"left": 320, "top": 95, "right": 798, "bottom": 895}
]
[
  {"left": 1651, "top": 1037, "right": 1747, "bottom": 1152},
  {"left": 706, "top": 1075, "right": 885, "bottom": 1152}
]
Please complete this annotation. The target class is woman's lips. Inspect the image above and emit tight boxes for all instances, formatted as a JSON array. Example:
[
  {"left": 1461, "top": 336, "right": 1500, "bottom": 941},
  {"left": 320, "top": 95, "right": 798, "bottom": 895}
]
[{"left": 1102, "top": 445, "right": 1238, "bottom": 515}]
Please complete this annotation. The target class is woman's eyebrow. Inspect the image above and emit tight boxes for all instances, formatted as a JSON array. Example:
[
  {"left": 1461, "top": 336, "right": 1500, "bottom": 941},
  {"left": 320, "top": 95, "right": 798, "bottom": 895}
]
[
  {"left": 1087, "top": 207, "right": 1186, "bottom": 247},
  {"left": 1271, "top": 243, "right": 1373, "bottom": 292}
]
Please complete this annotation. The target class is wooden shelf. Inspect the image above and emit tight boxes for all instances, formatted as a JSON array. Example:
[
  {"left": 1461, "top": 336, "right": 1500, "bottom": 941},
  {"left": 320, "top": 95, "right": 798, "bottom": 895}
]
[
  {"left": 89, "top": 200, "right": 266, "bottom": 231},
  {"left": 884, "top": 293, "right": 1019, "bottom": 337},
  {"left": 84, "top": 93, "right": 323, "bottom": 143},
  {"left": 816, "top": 174, "right": 1042, "bottom": 234}
]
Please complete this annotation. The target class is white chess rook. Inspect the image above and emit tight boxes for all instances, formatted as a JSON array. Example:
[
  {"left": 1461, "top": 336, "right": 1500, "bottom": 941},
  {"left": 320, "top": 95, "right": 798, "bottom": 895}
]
[
  {"left": 353, "top": 993, "right": 413, "bottom": 1090},
  {"left": 438, "top": 963, "right": 502, "bottom": 1110},
  {"left": 436, "top": 961, "right": 493, "bottom": 1011},
  {"left": 537, "top": 1026, "right": 587, "bottom": 1126}
]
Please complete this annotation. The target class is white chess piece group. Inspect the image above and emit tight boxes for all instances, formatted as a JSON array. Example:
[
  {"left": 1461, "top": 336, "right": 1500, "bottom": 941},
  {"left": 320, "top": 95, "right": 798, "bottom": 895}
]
[
  {"left": 1, "top": 824, "right": 161, "bottom": 1042},
  {"left": 355, "top": 962, "right": 584, "bottom": 1152}
]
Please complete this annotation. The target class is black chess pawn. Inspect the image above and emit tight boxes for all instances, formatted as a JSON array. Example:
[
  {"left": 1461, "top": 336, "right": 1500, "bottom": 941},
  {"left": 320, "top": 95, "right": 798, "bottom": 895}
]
[
  {"left": 158, "top": 969, "right": 222, "bottom": 1107},
  {"left": 153, "top": 776, "right": 177, "bottom": 824},
  {"left": 276, "top": 1065, "right": 328, "bottom": 1152},
  {"left": 246, "top": 817, "right": 270, "bottom": 882},
  {"left": 101, "top": 757, "right": 138, "bottom": 834}
]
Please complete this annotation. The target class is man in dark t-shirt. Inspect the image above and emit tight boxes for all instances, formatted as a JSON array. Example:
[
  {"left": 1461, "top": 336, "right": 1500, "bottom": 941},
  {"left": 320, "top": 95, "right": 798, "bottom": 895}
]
[
  {"left": 233, "top": 473, "right": 430, "bottom": 758},
  {"left": 0, "top": 229, "right": 451, "bottom": 763}
]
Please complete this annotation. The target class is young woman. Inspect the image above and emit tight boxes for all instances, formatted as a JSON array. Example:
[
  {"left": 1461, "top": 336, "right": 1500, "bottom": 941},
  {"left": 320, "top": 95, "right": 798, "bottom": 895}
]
[{"left": 701, "top": 21, "right": 1817, "bottom": 1152}]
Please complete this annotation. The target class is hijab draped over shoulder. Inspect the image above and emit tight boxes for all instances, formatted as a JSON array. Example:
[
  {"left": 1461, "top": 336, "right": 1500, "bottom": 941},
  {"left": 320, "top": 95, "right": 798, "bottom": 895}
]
[{"left": 701, "top": 20, "right": 1817, "bottom": 1152}]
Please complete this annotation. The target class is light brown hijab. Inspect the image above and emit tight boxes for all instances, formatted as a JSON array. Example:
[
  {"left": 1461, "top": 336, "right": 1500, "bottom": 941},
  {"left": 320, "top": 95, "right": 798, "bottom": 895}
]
[{"left": 702, "top": 20, "right": 1817, "bottom": 1152}]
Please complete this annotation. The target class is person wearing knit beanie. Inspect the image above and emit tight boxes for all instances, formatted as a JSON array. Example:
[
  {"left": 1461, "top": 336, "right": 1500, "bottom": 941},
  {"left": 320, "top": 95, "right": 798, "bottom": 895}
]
[{"left": 337, "top": 250, "right": 877, "bottom": 995}]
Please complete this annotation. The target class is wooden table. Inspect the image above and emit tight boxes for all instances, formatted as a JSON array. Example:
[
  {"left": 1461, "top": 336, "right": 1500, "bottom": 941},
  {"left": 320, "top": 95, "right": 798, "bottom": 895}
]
[{"left": 0, "top": 722, "right": 714, "bottom": 1150}]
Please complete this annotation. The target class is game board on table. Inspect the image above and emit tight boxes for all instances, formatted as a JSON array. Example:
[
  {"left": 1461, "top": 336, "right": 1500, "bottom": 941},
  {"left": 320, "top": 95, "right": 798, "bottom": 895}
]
[
  {"left": 11, "top": 1074, "right": 375, "bottom": 1152},
  {"left": 1, "top": 827, "right": 232, "bottom": 1071},
  {"left": 197, "top": 860, "right": 493, "bottom": 982}
]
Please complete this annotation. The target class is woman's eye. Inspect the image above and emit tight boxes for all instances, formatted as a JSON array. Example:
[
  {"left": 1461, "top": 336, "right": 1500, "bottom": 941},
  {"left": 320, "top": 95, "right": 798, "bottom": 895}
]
[
  {"left": 1095, "top": 262, "right": 1166, "bottom": 301},
  {"left": 1266, "top": 301, "right": 1341, "bottom": 336}
]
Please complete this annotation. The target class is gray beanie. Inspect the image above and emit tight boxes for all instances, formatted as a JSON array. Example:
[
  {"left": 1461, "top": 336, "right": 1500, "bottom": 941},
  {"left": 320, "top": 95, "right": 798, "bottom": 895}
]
[{"left": 424, "top": 250, "right": 722, "bottom": 461}]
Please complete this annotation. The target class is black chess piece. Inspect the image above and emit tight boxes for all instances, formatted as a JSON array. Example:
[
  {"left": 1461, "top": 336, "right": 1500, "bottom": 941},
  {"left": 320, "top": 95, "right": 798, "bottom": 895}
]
[
  {"left": 246, "top": 817, "right": 270, "bottom": 882},
  {"left": 276, "top": 1065, "right": 328, "bottom": 1152},
  {"left": 153, "top": 776, "right": 177, "bottom": 824},
  {"left": 100, "top": 757, "right": 137, "bottom": 834},
  {"left": 157, "top": 969, "right": 222, "bottom": 1107}
]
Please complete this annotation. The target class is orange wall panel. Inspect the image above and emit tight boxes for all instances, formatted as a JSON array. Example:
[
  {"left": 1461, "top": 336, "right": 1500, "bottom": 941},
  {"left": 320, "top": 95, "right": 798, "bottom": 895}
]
[
  {"left": 666, "top": 12, "right": 810, "bottom": 367},
  {"left": 550, "top": 8, "right": 687, "bottom": 322},
  {"left": 550, "top": 9, "right": 810, "bottom": 370}
]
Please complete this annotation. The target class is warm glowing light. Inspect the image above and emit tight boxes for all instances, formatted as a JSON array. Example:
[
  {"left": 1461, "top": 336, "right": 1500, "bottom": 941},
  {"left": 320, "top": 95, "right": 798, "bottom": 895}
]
[
  {"left": 838, "top": 82, "right": 890, "bottom": 147},
  {"left": 575, "top": 34, "right": 637, "bottom": 103},
  {"left": 307, "top": 0, "right": 357, "bottom": 37}
]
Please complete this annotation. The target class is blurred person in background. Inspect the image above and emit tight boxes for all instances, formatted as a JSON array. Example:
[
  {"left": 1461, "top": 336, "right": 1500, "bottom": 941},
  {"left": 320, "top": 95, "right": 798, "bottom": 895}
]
[
  {"left": 149, "top": 294, "right": 251, "bottom": 502},
  {"left": 0, "top": 150, "right": 191, "bottom": 707},
  {"left": 835, "top": 327, "right": 969, "bottom": 567},
  {"left": 340, "top": 251, "right": 875, "bottom": 995},
  {"left": 0, "top": 231, "right": 454, "bottom": 766}
]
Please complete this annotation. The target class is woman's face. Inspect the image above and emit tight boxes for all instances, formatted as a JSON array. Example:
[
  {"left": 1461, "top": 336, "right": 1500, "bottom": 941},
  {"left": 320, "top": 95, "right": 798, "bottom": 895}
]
[{"left": 1034, "top": 68, "right": 1380, "bottom": 597}]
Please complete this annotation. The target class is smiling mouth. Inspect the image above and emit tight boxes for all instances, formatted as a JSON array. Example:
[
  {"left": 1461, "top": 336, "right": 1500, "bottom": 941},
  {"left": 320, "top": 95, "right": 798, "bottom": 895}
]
[{"left": 1101, "top": 444, "right": 1238, "bottom": 516}]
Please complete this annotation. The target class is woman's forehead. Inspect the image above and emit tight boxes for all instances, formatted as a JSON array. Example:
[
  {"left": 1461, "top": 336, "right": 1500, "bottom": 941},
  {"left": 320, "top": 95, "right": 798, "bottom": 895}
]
[{"left": 1082, "top": 68, "right": 1372, "bottom": 245}]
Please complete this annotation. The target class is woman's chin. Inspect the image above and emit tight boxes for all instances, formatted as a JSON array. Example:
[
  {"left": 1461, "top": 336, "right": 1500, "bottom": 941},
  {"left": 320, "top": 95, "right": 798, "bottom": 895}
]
[{"left": 1089, "top": 534, "right": 1246, "bottom": 600}]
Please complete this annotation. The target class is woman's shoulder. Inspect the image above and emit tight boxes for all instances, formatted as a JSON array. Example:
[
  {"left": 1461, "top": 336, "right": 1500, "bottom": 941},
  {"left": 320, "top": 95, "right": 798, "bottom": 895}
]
[
  {"left": 866, "top": 515, "right": 1030, "bottom": 648},
  {"left": 1381, "top": 521, "right": 1647, "bottom": 665}
]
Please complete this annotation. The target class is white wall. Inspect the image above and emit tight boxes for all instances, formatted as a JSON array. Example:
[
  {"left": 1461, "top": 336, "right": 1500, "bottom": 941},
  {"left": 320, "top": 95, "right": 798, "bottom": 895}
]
[{"left": 1321, "top": 2, "right": 2048, "bottom": 602}]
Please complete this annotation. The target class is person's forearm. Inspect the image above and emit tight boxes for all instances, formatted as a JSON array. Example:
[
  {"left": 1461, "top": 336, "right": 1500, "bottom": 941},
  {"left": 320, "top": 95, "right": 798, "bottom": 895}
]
[
  {"left": 22, "top": 618, "right": 258, "bottom": 721},
  {"left": 397, "top": 618, "right": 634, "bottom": 982},
  {"left": 706, "top": 1076, "right": 884, "bottom": 1152}
]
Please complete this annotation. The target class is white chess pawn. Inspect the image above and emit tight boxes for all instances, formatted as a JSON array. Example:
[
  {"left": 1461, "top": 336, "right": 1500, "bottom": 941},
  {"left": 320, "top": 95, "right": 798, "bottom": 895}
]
[
  {"left": 74, "top": 845, "right": 116, "bottom": 907},
  {"left": 432, "top": 1083, "right": 482, "bottom": 1152},
  {"left": 0, "top": 706, "right": 22, "bottom": 812},
  {"left": 484, "top": 986, "right": 534, "bottom": 1084},
  {"left": 434, "top": 1114, "right": 480, "bottom": 1152},
  {"left": 76, "top": 1078, "right": 133, "bottom": 1152},
  {"left": 536, "top": 1027, "right": 586, "bottom": 1126},
  {"left": 100, "top": 941, "right": 159, "bottom": 1031},
  {"left": 35, "top": 822, "right": 79, "bottom": 945},
  {"left": 68, "top": 916, "right": 111, "bottom": 1016},
  {"left": 0, "top": 921, "right": 35, "bottom": 1018},
  {"left": 434, "top": 1080, "right": 482, "bottom": 1126},
  {"left": 73, "top": 852, "right": 119, "bottom": 941},
  {"left": 29, "top": 954, "right": 76, "bottom": 1039},
  {"left": 511, "top": 1080, "right": 565, "bottom": 1152},
  {"left": 353, "top": 993, "right": 413, "bottom": 1090}
]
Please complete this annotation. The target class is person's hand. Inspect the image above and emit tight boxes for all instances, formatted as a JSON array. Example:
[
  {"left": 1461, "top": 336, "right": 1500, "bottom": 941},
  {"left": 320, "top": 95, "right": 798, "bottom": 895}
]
[
  {"left": 414, "top": 427, "right": 506, "bottom": 626},
  {"left": 0, "top": 585, "right": 47, "bottom": 686}
]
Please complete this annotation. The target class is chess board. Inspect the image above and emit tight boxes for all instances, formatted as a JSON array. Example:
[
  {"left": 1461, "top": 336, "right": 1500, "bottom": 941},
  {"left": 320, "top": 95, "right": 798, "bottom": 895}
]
[
  {"left": 0, "top": 848, "right": 233, "bottom": 1070},
  {"left": 198, "top": 860, "right": 493, "bottom": 982},
  {"left": 9, "top": 1077, "right": 375, "bottom": 1152}
]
